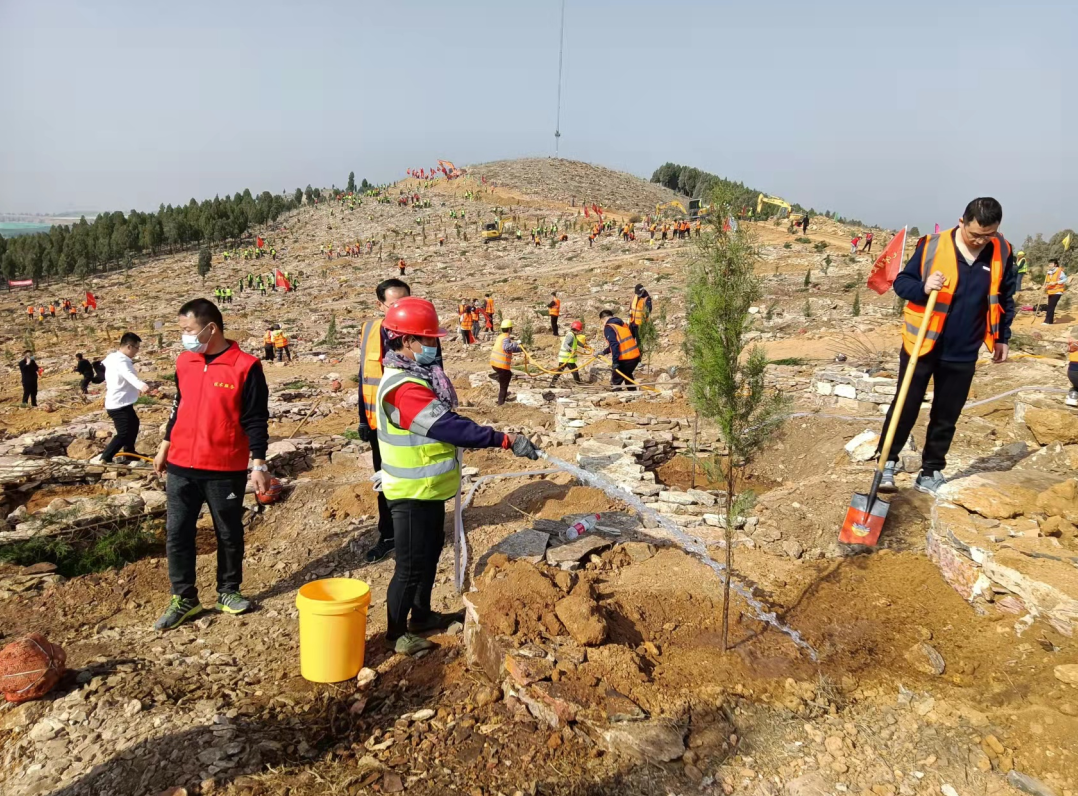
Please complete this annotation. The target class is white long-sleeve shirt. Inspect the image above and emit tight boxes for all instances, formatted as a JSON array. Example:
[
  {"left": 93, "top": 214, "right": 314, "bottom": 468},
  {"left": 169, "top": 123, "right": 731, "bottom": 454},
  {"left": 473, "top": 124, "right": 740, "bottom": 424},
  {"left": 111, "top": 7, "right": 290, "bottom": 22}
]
[{"left": 102, "top": 350, "right": 147, "bottom": 410}]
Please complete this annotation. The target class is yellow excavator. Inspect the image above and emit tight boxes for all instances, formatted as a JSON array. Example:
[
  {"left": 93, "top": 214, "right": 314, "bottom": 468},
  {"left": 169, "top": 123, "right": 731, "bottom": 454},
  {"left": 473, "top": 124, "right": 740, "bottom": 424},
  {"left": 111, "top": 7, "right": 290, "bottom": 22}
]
[
  {"left": 655, "top": 200, "right": 688, "bottom": 217},
  {"left": 481, "top": 219, "right": 507, "bottom": 242},
  {"left": 756, "top": 193, "right": 792, "bottom": 218}
]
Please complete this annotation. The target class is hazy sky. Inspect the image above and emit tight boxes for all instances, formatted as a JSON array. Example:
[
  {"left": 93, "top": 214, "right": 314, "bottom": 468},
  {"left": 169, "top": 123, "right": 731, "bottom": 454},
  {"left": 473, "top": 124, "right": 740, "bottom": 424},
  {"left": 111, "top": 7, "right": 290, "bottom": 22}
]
[{"left": 1, "top": 0, "right": 1073, "bottom": 242}]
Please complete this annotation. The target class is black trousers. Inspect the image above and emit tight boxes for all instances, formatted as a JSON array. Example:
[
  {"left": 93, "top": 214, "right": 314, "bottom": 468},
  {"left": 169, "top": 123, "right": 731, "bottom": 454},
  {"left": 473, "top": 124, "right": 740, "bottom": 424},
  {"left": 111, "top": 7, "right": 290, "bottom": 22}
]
[
  {"left": 102, "top": 405, "right": 140, "bottom": 463},
  {"left": 1069, "top": 369, "right": 1078, "bottom": 391},
  {"left": 1045, "top": 293, "right": 1061, "bottom": 324},
  {"left": 80, "top": 374, "right": 105, "bottom": 394},
  {"left": 862, "top": 241, "right": 873, "bottom": 253},
  {"left": 276, "top": 345, "right": 291, "bottom": 362},
  {"left": 875, "top": 348, "right": 976, "bottom": 475},
  {"left": 369, "top": 433, "right": 393, "bottom": 544},
  {"left": 550, "top": 316, "right": 559, "bottom": 336},
  {"left": 21, "top": 383, "right": 37, "bottom": 406},
  {"left": 263, "top": 344, "right": 274, "bottom": 361},
  {"left": 612, "top": 358, "right": 640, "bottom": 390},
  {"left": 385, "top": 498, "right": 446, "bottom": 639},
  {"left": 551, "top": 361, "right": 582, "bottom": 385},
  {"left": 493, "top": 367, "right": 512, "bottom": 405},
  {"left": 166, "top": 471, "right": 247, "bottom": 600}
]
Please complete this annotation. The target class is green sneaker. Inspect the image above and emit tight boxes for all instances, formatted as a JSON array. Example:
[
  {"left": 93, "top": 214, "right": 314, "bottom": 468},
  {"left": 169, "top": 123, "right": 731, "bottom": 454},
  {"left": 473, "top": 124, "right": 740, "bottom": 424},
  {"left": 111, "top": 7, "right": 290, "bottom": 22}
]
[
  {"left": 154, "top": 596, "right": 203, "bottom": 631},
  {"left": 390, "top": 633, "right": 437, "bottom": 656},
  {"left": 215, "top": 592, "right": 252, "bottom": 615}
]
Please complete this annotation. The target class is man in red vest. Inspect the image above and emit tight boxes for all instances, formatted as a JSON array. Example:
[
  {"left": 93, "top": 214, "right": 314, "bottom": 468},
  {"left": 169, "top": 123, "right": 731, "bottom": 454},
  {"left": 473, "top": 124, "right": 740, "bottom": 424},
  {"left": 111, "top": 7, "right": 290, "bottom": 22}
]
[
  {"left": 876, "top": 198, "right": 1016, "bottom": 496},
  {"left": 152, "top": 298, "right": 271, "bottom": 631}
]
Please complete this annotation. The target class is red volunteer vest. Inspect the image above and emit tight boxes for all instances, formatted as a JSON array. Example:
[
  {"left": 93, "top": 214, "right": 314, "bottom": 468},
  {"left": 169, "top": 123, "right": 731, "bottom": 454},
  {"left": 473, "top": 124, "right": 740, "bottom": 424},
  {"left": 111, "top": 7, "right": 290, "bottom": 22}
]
[{"left": 168, "top": 342, "right": 259, "bottom": 471}]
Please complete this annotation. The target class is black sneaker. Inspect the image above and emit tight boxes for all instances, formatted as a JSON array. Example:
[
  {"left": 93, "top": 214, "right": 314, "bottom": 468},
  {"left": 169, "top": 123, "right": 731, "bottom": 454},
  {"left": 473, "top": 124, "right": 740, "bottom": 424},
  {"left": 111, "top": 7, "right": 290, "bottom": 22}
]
[
  {"left": 215, "top": 591, "right": 252, "bottom": 615},
  {"left": 365, "top": 538, "right": 395, "bottom": 564},
  {"left": 408, "top": 610, "right": 465, "bottom": 634},
  {"left": 154, "top": 596, "right": 203, "bottom": 631}
]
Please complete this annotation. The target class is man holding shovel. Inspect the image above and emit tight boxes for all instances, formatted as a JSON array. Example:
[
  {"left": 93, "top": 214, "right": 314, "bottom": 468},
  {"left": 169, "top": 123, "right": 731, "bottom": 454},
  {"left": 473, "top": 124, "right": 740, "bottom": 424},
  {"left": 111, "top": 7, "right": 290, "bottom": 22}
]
[{"left": 875, "top": 198, "right": 1016, "bottom": 496}]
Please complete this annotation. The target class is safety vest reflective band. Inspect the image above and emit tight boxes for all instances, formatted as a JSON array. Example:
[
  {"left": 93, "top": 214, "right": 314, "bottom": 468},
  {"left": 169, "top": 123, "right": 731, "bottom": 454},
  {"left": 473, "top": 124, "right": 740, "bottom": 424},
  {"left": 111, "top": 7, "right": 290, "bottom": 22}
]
[
  {"left": 559, "top": 333, "right": 584, "bottom": 364},
  {"left": 490, "top": 333, "right": 512, "bottom": 370},
  {"left": 630, "top": 295, "right": 649, "bottom": 324},
  {"left": 359, "top": 319, "right": 384, "bottom": 428},
  {"left": 901, "top": 229, "right": 1007, "bottom": 357},
  {"left": 609, "top": 321, "right": 641, "bottom": 361},
  {"left": 272, "top": 330, "right": 288, "bottom": 347},
  {"left": 1016, "top": 257, "right": 1028, "bottom": 274},
  {"left": 485, "top": 298, "right": 494, "bottom": 314},
  {"left": 1046, "top": 267, "right": 1067, "bottom": 295},
  {"left": 550, "top": 298, "right": 560, "bottom": 316},
  {"left": 375, "top": 368, "right": 460, "bottom": 502}
]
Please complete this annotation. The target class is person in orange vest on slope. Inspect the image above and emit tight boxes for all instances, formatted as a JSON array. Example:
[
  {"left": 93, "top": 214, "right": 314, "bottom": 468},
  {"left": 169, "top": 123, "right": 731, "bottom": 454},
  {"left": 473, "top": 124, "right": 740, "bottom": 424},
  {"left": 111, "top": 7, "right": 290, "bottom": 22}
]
[
  {"left": 398, "top": 258, "right": 407, "bottom": 277},
  {"left": 263, "top": 326, "right": 275, "bottom": 361},
  {"left": 483, "top": 294, "right": 495, "bottom": 333},
  {"left": 547, "top": 291, "right": 561, "bottom": 337},
  {"left": 271, "top": 325, "right": 291, "bottom": 362},
  {"left": 598, "top": 310, "right": 642, "bottom": 391},
  {"left": 1042, "top": 258, "right": 1069, "bottom": 325},
  {"left": 629, "top": 284, "right": 652, "bottom": 342},
  {"left": 874, "top": 197, "right": 1017, "bottom": 497},
  {"left": 458, "top": 303, "right": 475, "bottom": 345},
  {"left": 26, "top": 305, "right": 34, "bottom": 322},
  {"left": 489, "top": 319, "right": 525, "bottom": 406}
]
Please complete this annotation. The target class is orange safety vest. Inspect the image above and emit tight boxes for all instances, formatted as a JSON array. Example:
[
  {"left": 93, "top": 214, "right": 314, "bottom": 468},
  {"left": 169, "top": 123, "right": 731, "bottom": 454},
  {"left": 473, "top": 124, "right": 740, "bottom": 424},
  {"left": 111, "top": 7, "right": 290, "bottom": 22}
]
[
  {"left": 1045, "top": 266, "right": 1067, "bottom": 295},
  {"left": 484, "top": 297, "right": 494, "bottom": 314},
  {"left": 264, "top": 331, "right": 273, "bottom": 345},
  {"left": 273, "top": 330, "right": 288, "bottom": 348},
  {"left": 901, "top": 229, "right": 1007, "bottom": 357},
  {"left": 460, "top": 312, "right": 473, "bottom": 330},
  {"left": 359, "top": 319, "right": 384, "bottom": 428},
  {"left": 608, "top": 321, "right": 641, "bottom": 361},
  {"left": 549, "top": 297, "right": 561, "bottom": 317},
  {"left": 490, "top": 332, "right": 512, "bottom": 370},
  {"left": 630, "top": 295, "right": 649, "bottom": 325},
  {"left": 26, "top": 306, "right": 33, "bottom": 315},
  {"left": 1069, "top": 341, "right": 1078, "bottom": 365}
]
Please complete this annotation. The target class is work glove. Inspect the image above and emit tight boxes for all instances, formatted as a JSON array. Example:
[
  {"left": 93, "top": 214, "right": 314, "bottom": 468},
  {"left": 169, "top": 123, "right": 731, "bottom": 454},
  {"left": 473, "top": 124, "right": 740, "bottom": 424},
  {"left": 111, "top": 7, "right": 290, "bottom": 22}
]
[
  {"left": 511, "top": 435, "right": 540, "bottom": 461},
  {"left": 358, "top": 426, "right": 372, "bottom": 443}
]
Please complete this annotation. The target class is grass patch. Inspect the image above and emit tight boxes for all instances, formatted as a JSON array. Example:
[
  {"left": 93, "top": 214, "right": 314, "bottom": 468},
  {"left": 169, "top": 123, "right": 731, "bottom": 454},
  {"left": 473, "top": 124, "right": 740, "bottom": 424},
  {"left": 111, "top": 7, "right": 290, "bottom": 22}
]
[
  {"left": 794, "top": 237, "right": 812, "bottom": 245},
  {"left": 0, "top": 521, "right": 162, "bottom": 578},
  {"left": 135, "top": 395, "right": 160, "bottom": 406},
  {"left": 282, "top": 380, "right": 311, "bottom": 390},
  {"left": 770, "top": 357, "right": 807, "bottom": 366},
  {"left": 342, "top": 428, "right": 361, "bottom": 441}
]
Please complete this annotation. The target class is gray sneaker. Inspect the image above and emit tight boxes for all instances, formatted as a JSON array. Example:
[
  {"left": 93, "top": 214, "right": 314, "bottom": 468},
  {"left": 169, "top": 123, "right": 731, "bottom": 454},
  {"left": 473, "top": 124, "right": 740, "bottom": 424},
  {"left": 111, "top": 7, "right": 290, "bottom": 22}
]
[
  {"left": 390, "top": 633, "right": 437, "bottom": 656},
  {"left": 878, "top": 461, "right": 897, "bottom": 493},
  {"left": 215, "top": 591, "right": 251, "bottom": 615},
  {"left": 1067, "top": 390, "right": 1078, "bottom": 407},
  {"left": 155, "top": 596, "right": 203, "bottom": 631},
  {"left": 915, "top": 470, "right": 946, "bottom": 496}
]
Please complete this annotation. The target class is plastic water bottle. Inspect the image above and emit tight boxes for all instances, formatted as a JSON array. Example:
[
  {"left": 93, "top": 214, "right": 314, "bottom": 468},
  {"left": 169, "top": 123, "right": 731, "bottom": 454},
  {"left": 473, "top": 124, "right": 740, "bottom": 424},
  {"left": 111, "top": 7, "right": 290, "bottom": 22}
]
[{"left": 565, "top": 514, "right": 601, "bottom": 541}]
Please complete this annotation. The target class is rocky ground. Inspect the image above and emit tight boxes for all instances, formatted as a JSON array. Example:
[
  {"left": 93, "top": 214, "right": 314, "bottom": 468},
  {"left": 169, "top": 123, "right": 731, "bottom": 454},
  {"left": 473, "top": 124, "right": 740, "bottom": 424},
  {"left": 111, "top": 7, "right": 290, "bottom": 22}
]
[{"left": 0, "top": 160, "right": 1075, "bottom": 796}]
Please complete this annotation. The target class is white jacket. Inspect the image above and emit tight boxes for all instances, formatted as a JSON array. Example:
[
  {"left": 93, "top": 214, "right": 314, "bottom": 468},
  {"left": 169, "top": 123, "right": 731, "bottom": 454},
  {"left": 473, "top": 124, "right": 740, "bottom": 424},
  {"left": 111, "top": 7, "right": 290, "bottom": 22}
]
[{"left": 102, "top": 351, "right": 147, "bottom": 410}]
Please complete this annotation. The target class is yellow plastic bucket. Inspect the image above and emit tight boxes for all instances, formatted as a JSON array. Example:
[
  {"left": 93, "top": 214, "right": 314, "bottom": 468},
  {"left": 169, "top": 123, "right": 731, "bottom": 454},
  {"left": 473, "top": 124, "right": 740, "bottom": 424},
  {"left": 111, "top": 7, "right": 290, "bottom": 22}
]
[{"left": 296, "top": 578, "right": 371, "bottom": 683}]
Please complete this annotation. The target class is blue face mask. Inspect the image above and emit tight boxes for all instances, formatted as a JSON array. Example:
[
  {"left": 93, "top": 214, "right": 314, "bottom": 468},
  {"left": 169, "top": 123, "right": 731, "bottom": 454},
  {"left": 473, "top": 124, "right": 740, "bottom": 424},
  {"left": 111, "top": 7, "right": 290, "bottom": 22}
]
[{"left": 415, "top": 345, "right": 439, "bottom": 366}]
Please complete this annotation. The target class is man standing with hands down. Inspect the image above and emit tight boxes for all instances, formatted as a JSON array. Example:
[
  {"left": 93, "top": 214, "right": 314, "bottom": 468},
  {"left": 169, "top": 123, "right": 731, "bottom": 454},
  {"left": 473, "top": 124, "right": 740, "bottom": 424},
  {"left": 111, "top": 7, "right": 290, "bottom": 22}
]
[
  {"left": 875, "top": 198, "right": 1016, "bottom": 496},
  {"left": 153, "top": 299, "right": 271, "bottom": 631},
  {"left": 374, "top": 297, "right": 539, "bottom": 655}
]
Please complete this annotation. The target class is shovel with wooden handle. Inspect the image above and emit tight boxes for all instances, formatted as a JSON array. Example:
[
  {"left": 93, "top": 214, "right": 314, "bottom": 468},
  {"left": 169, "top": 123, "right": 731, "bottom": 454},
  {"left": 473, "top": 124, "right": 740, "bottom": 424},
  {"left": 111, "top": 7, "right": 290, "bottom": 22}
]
[{"left": 840, "top": 288, "right": 939, "bottom": 546}]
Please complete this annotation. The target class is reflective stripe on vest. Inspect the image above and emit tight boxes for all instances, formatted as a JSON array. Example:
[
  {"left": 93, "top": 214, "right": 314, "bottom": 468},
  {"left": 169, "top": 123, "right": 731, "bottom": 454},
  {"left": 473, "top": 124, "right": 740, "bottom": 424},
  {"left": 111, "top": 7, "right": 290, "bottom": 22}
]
[
  {"left": 1046, "top": 267, "right": 1067, "bottom": 295},
  {"left": 558, "top": 333, "right": 584, "bottom": 364},
  {"left": 630, "top": 295, "right": 648, "bottom": 324},
  {"left": 374, "top": 368, "right": 460, "bottom": 501},
  {"left": 359, "top": 319, "right": 384, "bottom": 428},
  {"left": 610, "top": 321, "right": 641, "bottom": 361},
  {"left": 490, "top": 333, "right": 512, "bottom": 370},
  {"left": 901, "top": 229, "right": 1007, "bottom": 357}
]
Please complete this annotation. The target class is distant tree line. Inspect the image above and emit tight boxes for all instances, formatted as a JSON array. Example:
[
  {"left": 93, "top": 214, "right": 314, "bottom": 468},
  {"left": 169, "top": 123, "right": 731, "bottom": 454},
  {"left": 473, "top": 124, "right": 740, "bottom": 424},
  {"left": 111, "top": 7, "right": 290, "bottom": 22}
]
[
  {"left": 0, "top": 186, "right": 314, "bottom": 284},
  {"left": 650, "top": 162, "right": 871, "bottom": 227},
  {"left": 1019, "top": 228, "right": 1076, "bottom": 278}
]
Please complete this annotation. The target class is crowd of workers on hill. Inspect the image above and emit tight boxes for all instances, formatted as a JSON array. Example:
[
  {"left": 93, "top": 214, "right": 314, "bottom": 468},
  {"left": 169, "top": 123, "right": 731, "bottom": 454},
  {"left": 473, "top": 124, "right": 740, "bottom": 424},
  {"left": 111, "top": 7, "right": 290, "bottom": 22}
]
[{"left": 25, "top": 297, "right": 95, "bottom": 322}]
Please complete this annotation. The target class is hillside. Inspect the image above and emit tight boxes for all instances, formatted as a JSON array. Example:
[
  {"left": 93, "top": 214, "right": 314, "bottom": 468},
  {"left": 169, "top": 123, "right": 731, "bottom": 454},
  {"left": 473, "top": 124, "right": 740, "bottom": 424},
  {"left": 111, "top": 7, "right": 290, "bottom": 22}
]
[{"left": 0, "top": 157, "right": 1074, "bottom": 796}]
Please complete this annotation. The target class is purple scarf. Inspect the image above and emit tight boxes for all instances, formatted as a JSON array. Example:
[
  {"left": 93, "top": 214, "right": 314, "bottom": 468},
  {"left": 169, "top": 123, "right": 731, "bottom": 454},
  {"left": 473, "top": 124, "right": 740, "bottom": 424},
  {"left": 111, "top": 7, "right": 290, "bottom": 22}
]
[{"left": 382, "top": 351, "right": 458, "bottom": 409}]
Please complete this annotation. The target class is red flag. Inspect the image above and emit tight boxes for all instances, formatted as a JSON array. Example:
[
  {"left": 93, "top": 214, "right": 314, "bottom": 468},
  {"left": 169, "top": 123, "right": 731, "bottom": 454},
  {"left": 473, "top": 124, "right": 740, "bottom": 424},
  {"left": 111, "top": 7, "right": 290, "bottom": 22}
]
[
  {"left": 866, "top": 227, "right": 908, "bottom": 295},
  {"left": 256, "top": 236, "right": 264, "bottom": 249},
  {"left": 85, "top": 292, "right": 97, "bottom": 310},
  {"left": 584, "top": 205, "right": 590, "bottom": 218},
  {"left": 275, "top": 269, "right": 292, "bottom": 292},
  {"left": 592, "top": 204, "right": 602, "bottom": 217},
  {"left": 934, "top": 223, "right": 940, "bottom": 234}
]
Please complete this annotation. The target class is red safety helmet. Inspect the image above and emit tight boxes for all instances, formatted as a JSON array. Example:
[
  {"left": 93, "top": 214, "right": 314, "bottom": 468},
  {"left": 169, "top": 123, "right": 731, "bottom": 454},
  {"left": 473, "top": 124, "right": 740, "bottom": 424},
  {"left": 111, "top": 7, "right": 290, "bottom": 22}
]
[
  {"left": 571, "top": 321, "right": 583, "bottom": 332},
  {"left": 256, "top": 477, "right": 284, "bottom": 505},
  {"left": 382, "top": 297, "right": 447, "bottom": 338}
]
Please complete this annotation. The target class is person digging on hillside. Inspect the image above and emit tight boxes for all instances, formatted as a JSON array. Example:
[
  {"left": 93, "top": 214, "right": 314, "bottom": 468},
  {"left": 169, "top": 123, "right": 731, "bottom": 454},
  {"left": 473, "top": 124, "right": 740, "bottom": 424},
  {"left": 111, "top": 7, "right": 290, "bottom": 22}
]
[
  {"left": 358, "top": 278, "right": 444, "bottom": 565},
  {"left": 74, "top": 353, "right": 104, "bottom": 394},
  {"left": 861, "top": 232, "right": 874, "bottom": 254},
  {"left": 875, "top": 197, "right": 1017, "bottom": 496},
  {"left": 551, "top": 321, "right": 587, "bottom": 387},
  {"left": 598, "top": 309, "right": 642, "bottom": 391},
  {"left": 375, "top": 297, "right": 539, "bottom": 656},
  {"left": 1043, "top": 259, "right": 1068, "bottom": 325},
  {"left": 153, "top": 298, "right": 271, "bottom": 631},
  {"left": 18, "top": 351, "right": 39, "bottom": 408},
  {"left": 92, "top": 333, "right": 149, "bottom": 466},
  {"left": 547, "top": 291, "right": 561, "bottom": 337},
  {"left": 490, "top": 319, "right": 525, "bottom": 405}
]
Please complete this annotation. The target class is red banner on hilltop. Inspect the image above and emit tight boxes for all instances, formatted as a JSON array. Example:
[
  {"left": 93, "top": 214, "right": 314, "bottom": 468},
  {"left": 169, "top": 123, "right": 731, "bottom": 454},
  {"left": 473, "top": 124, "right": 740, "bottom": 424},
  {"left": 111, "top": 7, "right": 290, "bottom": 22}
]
[
  {"left": 866, "top": 227, "right": 908, "bottom": 295},
  {"left": 85, "top": 292, "right": 97, "bottom": 310},
  {"left": 275, "top": 269, "right": 291, "bottom": 292},
  {"left": 7, "top": 279, "right": 33, "bottom": 289}
]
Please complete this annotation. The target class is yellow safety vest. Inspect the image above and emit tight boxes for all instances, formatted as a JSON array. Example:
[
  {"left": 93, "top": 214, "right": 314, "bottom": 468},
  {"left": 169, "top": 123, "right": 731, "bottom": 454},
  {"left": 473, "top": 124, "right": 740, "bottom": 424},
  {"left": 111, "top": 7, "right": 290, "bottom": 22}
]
[
  {"left": 375, "top": 368, "right": 460, "bottom": 501},
  {"left": 630, "top": 295, "right": 649, "bottom": 325},
  {"left": 359, "top": 319, "right": 384, "bottom": 429},
  {"left": 901, "top": 229, "right": 1007, "bottom": 357},
  {"left": 559, "top": 333, "right": 585, "bottom": 364},
  {"left": 490, "top": 333, "right": 512, "bottom": 370}
]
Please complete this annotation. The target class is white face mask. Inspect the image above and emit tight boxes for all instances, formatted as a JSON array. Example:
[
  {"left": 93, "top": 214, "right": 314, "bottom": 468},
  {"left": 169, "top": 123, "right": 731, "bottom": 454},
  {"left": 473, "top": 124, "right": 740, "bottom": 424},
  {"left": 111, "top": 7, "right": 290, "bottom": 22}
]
[{"left": 182, "top": 324, "right": 213, "bottom": 353}]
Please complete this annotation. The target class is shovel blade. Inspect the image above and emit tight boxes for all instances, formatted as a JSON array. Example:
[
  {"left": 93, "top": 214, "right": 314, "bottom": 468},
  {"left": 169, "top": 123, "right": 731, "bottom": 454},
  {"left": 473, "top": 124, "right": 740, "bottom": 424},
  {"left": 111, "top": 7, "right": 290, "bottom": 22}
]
[{"left": 839, "top": 492, "right": 890, "bottom": 546}]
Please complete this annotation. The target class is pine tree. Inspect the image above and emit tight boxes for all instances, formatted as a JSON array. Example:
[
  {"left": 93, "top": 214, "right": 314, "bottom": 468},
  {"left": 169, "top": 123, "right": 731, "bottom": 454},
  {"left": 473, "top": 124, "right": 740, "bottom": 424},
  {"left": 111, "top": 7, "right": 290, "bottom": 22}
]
[
  {"left": 197, "top": 247, "right": 212, "bottom": 282},
  {"left": 346, "top": 172, "right": 356, "bottom": 193},
  {"left": 803, "top": 269, "right": 811, "bottom": 288},
  {"left": 852, "top": 291, "right": 861, "bottom": 317},
  {"left": 686, "top": 187, "right": 789, "bottom": 653}
]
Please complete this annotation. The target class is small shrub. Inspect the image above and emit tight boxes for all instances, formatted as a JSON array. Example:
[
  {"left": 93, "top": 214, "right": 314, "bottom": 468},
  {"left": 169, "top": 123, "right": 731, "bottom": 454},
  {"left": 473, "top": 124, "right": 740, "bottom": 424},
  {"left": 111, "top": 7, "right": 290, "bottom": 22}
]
[
  {"left": 803, "top": 299, "right": 813, "bottom": 318},
  {"left": 342, "top": 428, "right": 361, "bottom": 441},
  {"left": 135, "top": 395, "right": 159, "bottom": 406},
  {"left": 803, "top": 269, "right": 811, "bottom": 287},
  {"left": 628, "top": 213, "right": 642, "bottom": 224},
  {"left": 852, "top": 291, "right": 861, "bottom": 317},
  {"left": 765, "top": 302, "right": 776, "bottom": 321},
  {"left": 770, "top": 357, "right": 806, "bottom": 366},
  {"left": 783, "top": 242, "right": 792, "bottom": 250},
  {"left": 842, "top": 281, "right": 857, "bottom": 292},
  {"left": 795, "top": 237, "right": 812, "bottom": 245},
  {"left": 813, "top": 241, "right": 828, "bottom": 253},
  {"left": 519, "top": 314, "right": 535, "bottom": 348}
]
